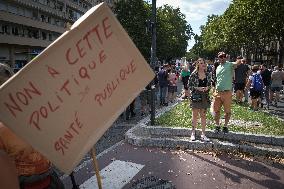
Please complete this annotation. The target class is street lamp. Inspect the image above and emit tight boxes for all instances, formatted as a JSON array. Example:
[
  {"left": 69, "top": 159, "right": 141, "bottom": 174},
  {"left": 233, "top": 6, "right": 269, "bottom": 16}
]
[{"left": 150, "top": 0, "right": 156, "bottom": 125}]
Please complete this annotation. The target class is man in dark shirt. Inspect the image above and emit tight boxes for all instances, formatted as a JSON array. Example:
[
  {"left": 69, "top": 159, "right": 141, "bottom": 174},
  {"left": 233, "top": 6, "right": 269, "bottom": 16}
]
[
  {"left": 158, "top": 64, "right": 169, "bottom": 106},
  {"left": 260, "top": 64, "right": 272, "bottom": 107},
  {"left": 234, "top": 57, "right": 250, "bottom": 103},
  {"left": 260, "top": 64, "right": 272, "bottom": 86}
]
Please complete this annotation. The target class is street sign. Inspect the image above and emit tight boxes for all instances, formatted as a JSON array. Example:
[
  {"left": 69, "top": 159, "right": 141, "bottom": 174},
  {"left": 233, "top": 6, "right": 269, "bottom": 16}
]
[{"left": 0, "top": 3, "right": 154, "bottom": 174}]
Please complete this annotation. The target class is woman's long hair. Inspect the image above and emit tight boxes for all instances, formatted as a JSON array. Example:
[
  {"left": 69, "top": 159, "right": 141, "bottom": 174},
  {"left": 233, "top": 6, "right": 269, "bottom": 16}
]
[{"left": 191, "top": 58, "right": 206, "bottom": 75}]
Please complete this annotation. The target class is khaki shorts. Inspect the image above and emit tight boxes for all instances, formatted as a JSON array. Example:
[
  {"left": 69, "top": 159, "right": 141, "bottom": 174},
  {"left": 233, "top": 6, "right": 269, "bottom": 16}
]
[{"left": 212, "top": 90, "right": 232, "bottom": 114}]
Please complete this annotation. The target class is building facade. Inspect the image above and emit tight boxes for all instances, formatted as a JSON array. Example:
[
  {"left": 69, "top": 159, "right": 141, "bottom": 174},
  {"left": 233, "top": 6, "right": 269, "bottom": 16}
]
[{"left": 0, "top": 0, "right": 118, "bottom": 71}]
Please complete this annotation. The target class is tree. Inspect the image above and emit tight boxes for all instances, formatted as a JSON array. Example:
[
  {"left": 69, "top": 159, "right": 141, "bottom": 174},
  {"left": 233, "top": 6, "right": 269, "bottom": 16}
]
[
  {"left": 114, "top": 0, "right": 152, "bottom": 61},
  {"left": 114, "top": 1, "right": 193, "bottom": 63},
  {"left": 190, "top": 0, "right": 284, "bottom": 66},
  {"left": 156, "top": 5, "right": 193, "bottom": 61}
]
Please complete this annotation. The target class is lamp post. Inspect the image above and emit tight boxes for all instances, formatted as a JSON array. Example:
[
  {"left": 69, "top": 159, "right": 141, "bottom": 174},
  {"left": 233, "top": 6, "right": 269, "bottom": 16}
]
[{"left": 150, "top": 0, "right": 156, "bottom": 125}]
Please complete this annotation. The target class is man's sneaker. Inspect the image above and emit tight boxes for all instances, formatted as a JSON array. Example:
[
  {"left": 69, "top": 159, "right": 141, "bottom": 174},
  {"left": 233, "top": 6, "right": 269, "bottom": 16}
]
[
  {"left": 222, "top": 126, "right": 229, "bottom": 133},
  {"left": 214, "top": 126, "right": 221, "bottom": 133},
  {"left": 201, "top": 135, "right": 210, "bottom": 142}
]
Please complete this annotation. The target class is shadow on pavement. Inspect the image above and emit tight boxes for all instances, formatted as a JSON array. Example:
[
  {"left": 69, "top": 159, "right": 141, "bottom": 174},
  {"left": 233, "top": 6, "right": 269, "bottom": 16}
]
[
  {"left": 191, "top": 153, "right": 284, "bottom": 189},
  {"left": 218, "top": 155, "right": 281, "bottom": 180}
]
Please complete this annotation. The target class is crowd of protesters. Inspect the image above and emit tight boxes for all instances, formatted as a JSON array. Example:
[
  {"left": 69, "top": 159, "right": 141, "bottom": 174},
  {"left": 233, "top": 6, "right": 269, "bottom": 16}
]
[
  {"left": 124, "top": 52, "right": 284, "bottom": 125},
  {"left": 139, "top": 52, "right": 284, "bottom": 142}
]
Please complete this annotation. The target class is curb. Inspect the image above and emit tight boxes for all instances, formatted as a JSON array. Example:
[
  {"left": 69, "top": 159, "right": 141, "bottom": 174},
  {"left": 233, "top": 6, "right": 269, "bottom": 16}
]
[
  {"left": 145, "top": 126, "right": 284, "bottom": 147},
  {"left": 125, "top": 98, "right": 284, "bottom": 158},
  {"left": 125, "top": 125, "right": 284, "bottom": 158}
]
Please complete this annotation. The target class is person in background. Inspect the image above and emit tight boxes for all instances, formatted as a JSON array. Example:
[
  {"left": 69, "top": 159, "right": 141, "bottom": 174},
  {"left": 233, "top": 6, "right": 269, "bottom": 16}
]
[
  {"left": 212, "top": 52, "right": 241, "bottom": 133},
  {"left": 158, "top": 64, "right": 169, "bottom": 106},
  {"left": 175, "top": 63, "right": 181, "bottom": 79},
  {"left": 167, "top": 68, "right": 178, "bottom": 103},
  {"left": 125, "top": 99, "right": 136, "bottom": 120},
  {"left": 260, "top": 64, "right": 272, "bottom": 108},
  {"left": 234, "top": 57, "right": 250, "bottom": 103},
  {"left": 0, "top": 63, "right": 65, "bottom": 189},
  {"left": 188, "top": 58, "right": 212, "bottom": 141},
  {"left": 180, "top": 60, "right": 191, "bottom": 99},
  {"left": 246, "top": 65, "right": 264, "bottom": 110},
  {"left": 270, "top": 66, "right": 284, "bottom": 107}
]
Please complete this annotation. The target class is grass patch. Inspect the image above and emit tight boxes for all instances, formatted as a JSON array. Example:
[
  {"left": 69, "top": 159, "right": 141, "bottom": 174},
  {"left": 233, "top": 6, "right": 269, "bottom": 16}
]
[{"left": 155, "top": 101, "right": 284, "bottom": 136}]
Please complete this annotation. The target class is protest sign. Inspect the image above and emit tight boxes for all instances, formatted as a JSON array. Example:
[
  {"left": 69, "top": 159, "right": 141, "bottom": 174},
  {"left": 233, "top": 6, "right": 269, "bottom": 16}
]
[{"left": 0, "top": 3, "right": 155, "bottom": 173}]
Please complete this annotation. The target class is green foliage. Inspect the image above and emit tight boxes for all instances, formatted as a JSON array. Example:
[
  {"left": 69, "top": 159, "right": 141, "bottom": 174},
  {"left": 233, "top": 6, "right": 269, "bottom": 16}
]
[
  {"left": 156, "top": 101, "right": 284, "bottom": 136},
  {"left": 114, "top": 0, "right": 151, "bottom": 61},
  {"left": 114, "top": 1, "right": 193, "bottom": 62},
  {"left": 156, "top": 5, "right": 193, "bottom": 61},
  {"left": 191, "top": 0, "right": 284, "bottom": 64}
]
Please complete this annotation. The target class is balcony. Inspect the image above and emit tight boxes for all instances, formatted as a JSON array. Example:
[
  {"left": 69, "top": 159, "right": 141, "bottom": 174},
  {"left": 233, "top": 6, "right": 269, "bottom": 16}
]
[
  {"left": 12, "top": 0, "right": 65, "bottom": 19},
  {"left": 65, "top": 1, "right": 86, "bottom": 13},
  {"left": 0, "top": 11, "right": 66, "bottom": 34},
  {"left": 0, "top": 34, "right": 52, "bottom": 48}
]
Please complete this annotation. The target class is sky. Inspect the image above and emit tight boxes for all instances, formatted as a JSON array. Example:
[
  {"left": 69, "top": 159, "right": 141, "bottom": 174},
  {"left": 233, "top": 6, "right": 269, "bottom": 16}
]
[{"left": 155, "top": 0, "right": 232, "bottom": 50}]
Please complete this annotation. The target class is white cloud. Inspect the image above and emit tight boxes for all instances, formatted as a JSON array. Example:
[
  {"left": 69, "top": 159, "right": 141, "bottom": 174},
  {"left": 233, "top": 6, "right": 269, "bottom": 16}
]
[{"left": 155, "top": 0, "right": 232, "bottom": 49}]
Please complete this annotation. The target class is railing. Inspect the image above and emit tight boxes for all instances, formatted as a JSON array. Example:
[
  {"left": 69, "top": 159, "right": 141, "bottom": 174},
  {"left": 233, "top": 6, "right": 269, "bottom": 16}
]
[
  {"left": 0, "top": 34, "right": 51, "bottom": 48},
  {"left": 0, "top": 11, "right": 66, "bottom": 34},
  {"left": 12, "top": 0, "right": 65, "bottom": 18}
]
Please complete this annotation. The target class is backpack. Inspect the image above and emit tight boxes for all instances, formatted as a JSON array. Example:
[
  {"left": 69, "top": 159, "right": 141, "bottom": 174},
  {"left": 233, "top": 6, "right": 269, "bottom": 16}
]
[{"left": 252, "top": 73, "right": 263, "bottom": 91}]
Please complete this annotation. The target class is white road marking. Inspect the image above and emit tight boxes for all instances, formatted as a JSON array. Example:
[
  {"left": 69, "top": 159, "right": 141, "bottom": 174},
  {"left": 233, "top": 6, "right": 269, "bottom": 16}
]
[
  {"left": 80, "top": 160, "right": 144, "bottom": 189},
  {"left": 60, "top": 141, "right": 124, "bottom": 180}
]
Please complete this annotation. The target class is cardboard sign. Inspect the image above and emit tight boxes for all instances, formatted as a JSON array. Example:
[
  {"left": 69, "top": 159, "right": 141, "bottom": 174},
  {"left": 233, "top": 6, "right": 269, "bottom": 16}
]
[{"left": 0, "top": 3, "right": 154, "bottom": 173}]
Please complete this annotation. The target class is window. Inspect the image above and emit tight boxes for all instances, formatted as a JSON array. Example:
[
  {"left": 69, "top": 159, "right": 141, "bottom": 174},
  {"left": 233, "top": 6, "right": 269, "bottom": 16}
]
[
  {"left": 0, "top": 1, "right": 7, "bottom": 11},
  {"left": 48, "top": 33, "right": 52, "bottom": 41},
  {"left": 42, "top": 31, "right": 46, "bottom": 40},
  {"left": 55, "top": 20, "right": 59, "bottom": 26},
  {"left": 0, "top": 24, "right": 3, "bottom": 34},
  {"left": 32, "top": 11, "right": 38, "bottom": 20},
  {"left": 33, "top": 31, "right": 39, "bottom": 39},
  {"left": 23, "top": 28, "right": 28, "bottom": 37},
  {"left": 41, "top": 14, "right": 45, "bottom": 22},
  {"left": 17, "top": 7, "right": 25, "bottom": 16},
  {"left": 7, "top": 4, "right": 17, "bottom": 14},
  {"left": 2, "top": 25, "right": 10, "bottom": 34},
  {"left": 12, "top": 26, "right": 19, "bottom": 36},
  {"left": 19, "top": 27, "right": 24, "bottom": 36},
  {"left": 27, "top": 29, "right": 32, "bottom": 38},
  {"left": 25, "top": 9, "right": 33, "bottom": 18},
  {"left": 46, "top": 16, "right": 51, "bottom": 23},
  {"left": 50, "top": 17, "right": 55, "bottom": 25}
]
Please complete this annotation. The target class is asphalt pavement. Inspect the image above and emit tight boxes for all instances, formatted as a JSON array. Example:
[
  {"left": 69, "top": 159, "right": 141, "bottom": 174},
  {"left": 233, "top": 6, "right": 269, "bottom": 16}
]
[{"left": 62, "top": 141, "right": 284, "bottom": 189}]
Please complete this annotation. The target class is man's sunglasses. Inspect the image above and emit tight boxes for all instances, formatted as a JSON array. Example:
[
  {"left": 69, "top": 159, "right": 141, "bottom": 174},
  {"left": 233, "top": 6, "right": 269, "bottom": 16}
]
[{"left": 218, "top": 55, "right": 226, "bottom": 59}]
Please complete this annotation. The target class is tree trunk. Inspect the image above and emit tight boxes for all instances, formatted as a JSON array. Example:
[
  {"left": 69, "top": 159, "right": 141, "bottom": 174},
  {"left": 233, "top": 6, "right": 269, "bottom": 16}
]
[{"left": 279, "top": 39, "right": 284, "bottom": 67}]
